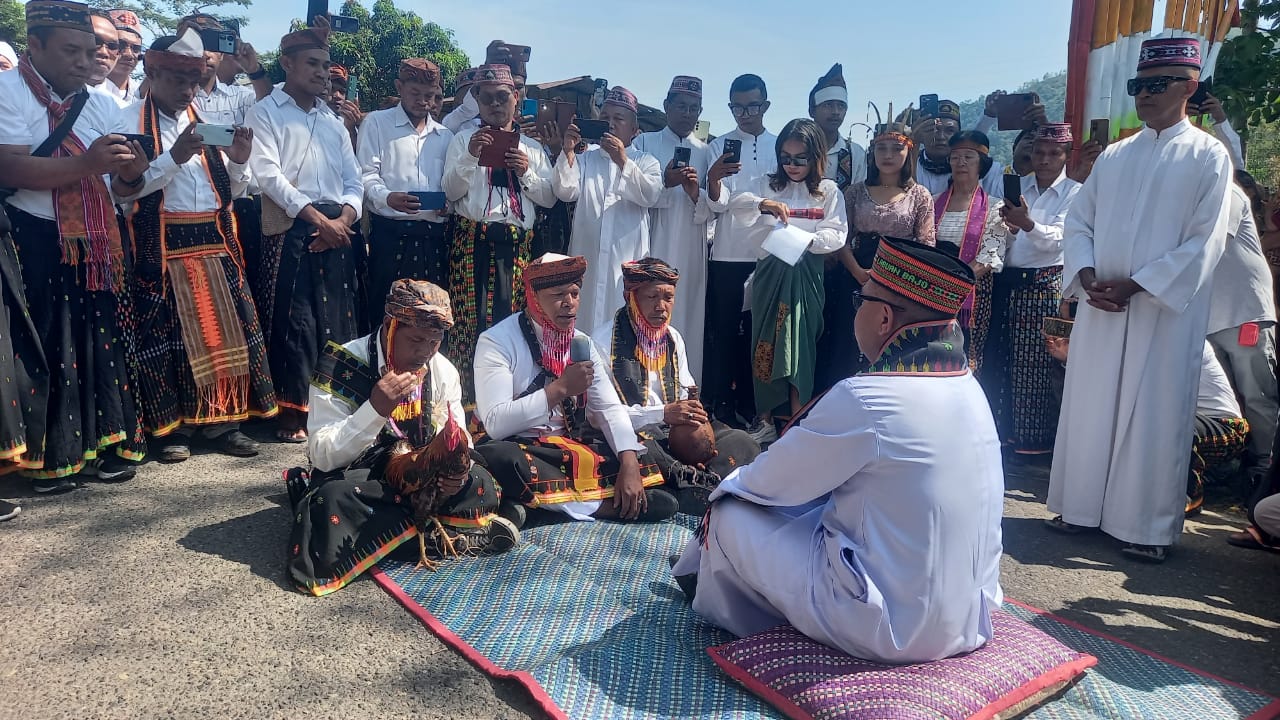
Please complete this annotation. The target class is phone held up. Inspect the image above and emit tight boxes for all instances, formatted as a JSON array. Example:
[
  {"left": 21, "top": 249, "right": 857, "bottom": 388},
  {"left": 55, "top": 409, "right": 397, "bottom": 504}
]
[
  {"left": 1088, "top": 118, "right": 1109, "bottom": 148},
  {"left": 576, "top": 119, "right": 610, "bottom": 142},
  {"left": 919, "top": 93, "right": 939, "bottom": 119},
  {"left": 722, "top": 138, "right": 742, "bottom": 165},
  {"left": 195, "top": 124, "right": 237, "bottom": 147},
  {"left": 995, "top": 93, "right": 1036, "bottom": 131},
  {"left": 1003, "top": 173, "right": 1023, "bottom": 208},
  {"left": 306, "top": 0, "right": 359, "bottom": 33},
  {"left": 118, "top": 133, "right": 156, "bottom": 160},
  {"left": 197, "top": 28, "right": 237, "bottom": 54},
  {"left": 673, "top": 146, "right": 692, "bottom": 169}
]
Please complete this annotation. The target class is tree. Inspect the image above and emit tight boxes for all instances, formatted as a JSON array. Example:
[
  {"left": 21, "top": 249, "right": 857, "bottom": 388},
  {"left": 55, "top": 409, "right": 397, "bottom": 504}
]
[
  {"left": 1214, "top": 0, "right": 1280, "bottom": 131},
  {"left": 0, "top": 0, "right": 25, "bottom": 52},
  {"left": 83, "top": 0, "right": 254, "bottom": 36}
]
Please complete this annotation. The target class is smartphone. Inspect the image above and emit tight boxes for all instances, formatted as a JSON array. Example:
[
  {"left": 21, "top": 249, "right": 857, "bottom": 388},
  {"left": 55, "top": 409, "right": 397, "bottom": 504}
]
[
  {"left": 478, "top": 128, "right": 520, "bottom": 168},
  {"left": 118, "top": 133, "right": 155, "bottom": 160},
  {"left": 306, "top": 0, "right": 328, "bottom": 26},
  {"left": 198, "top": 28, "right": 237, "bottom": 54},
  {"left": 693, "top": 120, "right": 710, "bottom": 143},
  {"left": 919, "top": 93, "right": 939, "bottom": 119},
  {"left": 329, "top": 14, "right": 359, "bottom": 33},
  {"left": 521, "top": 98, "right": 538, "bottom": 119},
  {"left": 195, "top": 123, "right": 236, "bottom": 147},
  {"left": 673, "top": 146, "right": 692, "bottom": 169},
  {"left": 409, "top": 191, "right": 447, "bottom": 211},
  {"left": 1003, "top": 174, "right": 1023, "bottom": 207},
  {"left": 1188, "top": 77, "right": 1214, "bottom": 109},
  {"left": 346, "top": 75, "right": 358, "bottom": 102},
  {"left": 576, "top": 118, "right": 610, "bottom": 142},
  {"left": 996, "top": 93, "right": 1036, "bottom": 131},
  {"left": 722, "top": 138, "right": 742, "bottom": 164},
  {"left": 1089, "top": 118, "right": 1110, "bottom": 147},
  {"left": 1042, "top": 316, "right": 1074, "bottom": 339},
  {"left": 504, "top": 44, "right": 531, "bottom": 62}
]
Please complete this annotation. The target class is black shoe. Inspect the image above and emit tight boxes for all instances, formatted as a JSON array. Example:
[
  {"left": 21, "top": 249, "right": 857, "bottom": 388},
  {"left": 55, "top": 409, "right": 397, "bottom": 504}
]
[
  {"left": 83, "top": 456, "right": 136, "bottom": 483},
  {"left": 210, "top": 430, "right": 260, "bottom": 458},
  {"left": 497, "top": 500, "right": 527, "bottom": 529},
  {"left": 0, "top": 499, "right": 20, "bottom": 521},
  {"left": 33, "top": 477, "right": 78, "bottom": 494},
  {"left": 475, "top": 516, "right": 520, "bottom": 555},
  {"left": 637, "top": 488, "right": 679, "bottom": 522}
]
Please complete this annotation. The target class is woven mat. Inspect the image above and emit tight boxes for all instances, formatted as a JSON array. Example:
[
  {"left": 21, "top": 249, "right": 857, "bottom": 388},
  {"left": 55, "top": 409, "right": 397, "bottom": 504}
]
[{"left": 373, "top": 516, "right": 1278, "bottom": 720}]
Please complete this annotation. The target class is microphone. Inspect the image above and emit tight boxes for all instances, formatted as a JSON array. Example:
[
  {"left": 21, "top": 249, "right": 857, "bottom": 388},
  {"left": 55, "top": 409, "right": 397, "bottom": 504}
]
[{"left": 570, "top": 336, "right": 593, "bottom": 364}]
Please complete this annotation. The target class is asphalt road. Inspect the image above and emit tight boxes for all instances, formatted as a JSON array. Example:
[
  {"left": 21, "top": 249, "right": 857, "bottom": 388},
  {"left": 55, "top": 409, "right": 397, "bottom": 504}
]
[{"left": 1, "top": 429, "right": 1276, "bottom": 719}]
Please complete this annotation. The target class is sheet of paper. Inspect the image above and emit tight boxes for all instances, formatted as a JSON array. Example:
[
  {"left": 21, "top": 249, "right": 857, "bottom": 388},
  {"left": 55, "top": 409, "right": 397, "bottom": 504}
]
[{"left": 761, "top": 221, "right": 815, "bottom": 266}]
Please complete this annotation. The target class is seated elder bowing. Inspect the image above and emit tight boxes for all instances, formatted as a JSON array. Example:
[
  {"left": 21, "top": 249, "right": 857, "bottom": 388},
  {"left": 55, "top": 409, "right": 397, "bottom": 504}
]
[
  {"left": 473, "top": 253, "right": 678, "bottom": 524},
  {"left": 590, "top": 258, "right": 761, "bottom": 512},
  {"left": 287, "top": 280, "right": 518, "bottom": 597},
  {"left": 672, "top": 239, "right": 1004, "bottom": 664}
]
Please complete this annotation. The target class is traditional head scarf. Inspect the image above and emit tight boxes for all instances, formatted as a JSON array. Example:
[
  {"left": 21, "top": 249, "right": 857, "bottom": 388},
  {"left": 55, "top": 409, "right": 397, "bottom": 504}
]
[
  {"left": 869, "top": 239, "right": 975, "bottom": 315},
  {"left": 809, "top": 64, "right": 847, "bottom": 107},
  {"left": 25, "top": 0, "right": 94, "bottom": 33},
  {"left": 621, "top": 257, "right": 680, "bottom": 293},
  {"left": 108, "top": 8, "right": 141, "bottom": 38},
  {"left": 399, "top": 58, "right": 439, "bottom": 86},
  {"left": 280, "top": 25, "right": 329, "bottom": 55},
  {"left": 144, "top": 28, "right": 206, "bottom": 75},
  {"left": 455, "top": 66, "right": 484, "bottom": 91},
  {"left": 622, "top": 258, "right": 680, "bottom": 368},
  {"left": 524, "top": 253, "right": 587, "bottom": 375},
  {"left": 1034, "top": 123, "right": 1073, "bottom": 145},
  {"left": 385, "top": 279, "right": 454, "bottom": 329},
  {"left": 873, "top": 121, "right": 914, "bottom": 148},
  {"left": 328, "top": 63, "right": 349, "bottom": 86},
  {"left": 603, "top": 86, "right": 638, "bottom": 115},
  {"left": 472, "top": 63, "right": 514, "bottom": 89},
  {"left": 667, "top": 75, "right": 702, "bottom": 100},
  {"left": 1138, "top": 37, "right": 1202, "bottom": 71},
  {"left": 526, "top": 253, "right": 587, "bottom": 292},
  {"left": 949, "top": 130, "right": 990, "bottom": 156},
  {"left": 0, "top": 42, "right": 17, "bottom": 68}
]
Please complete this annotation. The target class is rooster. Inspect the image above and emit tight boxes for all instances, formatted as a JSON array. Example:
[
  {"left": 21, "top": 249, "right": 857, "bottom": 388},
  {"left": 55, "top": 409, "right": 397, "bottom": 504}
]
[{"left": 383, "top": 414, "right": 472, "bottom": 570}]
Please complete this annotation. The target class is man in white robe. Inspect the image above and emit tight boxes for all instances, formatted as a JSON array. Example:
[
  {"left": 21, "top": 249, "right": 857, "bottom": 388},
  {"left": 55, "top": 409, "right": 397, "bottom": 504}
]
[
  {"left": 632, "top": 76, "right": 713, "bottom": 381},
  {"left": 555, "top": 86, "right": 663, "bottom": 331},
  {"left": 1047, "top": 37, "right": 1232, "bottom": 563},
  {"left": 673, "top": 239, "right": 1003, "bottom": 664}
]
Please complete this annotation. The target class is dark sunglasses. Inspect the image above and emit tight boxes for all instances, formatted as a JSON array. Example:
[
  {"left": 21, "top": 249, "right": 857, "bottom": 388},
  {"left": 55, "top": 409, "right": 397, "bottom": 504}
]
[
  {"left": 779, "top": 154, "right": 810, "bottom": 167},
  {"left": 96, "top": 38, "right": 119, "bottom": 51},
  {"left": 117, "top": 41, "right": 142, "bottom": 53},
  {"left": 1126, "top": 76, "right": 1190, "bottom": 97},
  {"left": 852, "top": 290, "right": 905, "bottom": 312}
]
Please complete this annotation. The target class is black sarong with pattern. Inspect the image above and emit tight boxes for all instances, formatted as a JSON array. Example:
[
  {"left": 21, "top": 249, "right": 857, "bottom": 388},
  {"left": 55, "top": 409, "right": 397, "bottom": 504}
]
[{"left": 0, "top": 228, "right": 48, "bottom": 474}]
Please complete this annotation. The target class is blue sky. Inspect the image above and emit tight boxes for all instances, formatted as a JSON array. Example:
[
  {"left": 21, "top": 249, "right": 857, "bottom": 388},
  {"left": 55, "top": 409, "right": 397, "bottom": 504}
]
[{"left": 236, "top": 0, "right": 1073, "bottom": 141}]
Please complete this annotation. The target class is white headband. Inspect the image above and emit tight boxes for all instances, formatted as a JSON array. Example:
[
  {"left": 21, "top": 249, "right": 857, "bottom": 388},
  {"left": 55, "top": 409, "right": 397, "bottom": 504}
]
[{"left": 813, "top": 86, "right": 848, "bottom": 106}]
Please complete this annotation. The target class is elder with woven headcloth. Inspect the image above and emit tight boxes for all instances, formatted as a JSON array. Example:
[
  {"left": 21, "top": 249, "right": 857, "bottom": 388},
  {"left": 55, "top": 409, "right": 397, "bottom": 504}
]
[
  {"left": 288, "top": 279, "right": 517, "bottom": 597},
  {"left": 673, "top": 238, "right": 1003, "bottom": 665}
]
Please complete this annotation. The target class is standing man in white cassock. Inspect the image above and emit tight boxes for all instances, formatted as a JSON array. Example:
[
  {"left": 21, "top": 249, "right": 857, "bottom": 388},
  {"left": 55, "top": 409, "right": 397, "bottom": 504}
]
[
  {"left": 554, "top": 86, "right": 663, "bottom": 331},
  {"left": 633, "top": 76, "right": 713, "bottom": 382},
  {"left": 1047, "top": 37, "right": 1232, "bottom": 564}
]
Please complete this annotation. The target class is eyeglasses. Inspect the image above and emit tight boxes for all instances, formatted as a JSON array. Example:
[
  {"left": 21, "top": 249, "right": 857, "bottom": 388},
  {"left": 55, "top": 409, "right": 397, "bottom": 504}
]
[
  {"left": 668, "top": 102, "right": 701, "bottom": 116},
  {"left": 1126, "top": 76, "right": 1190, "bottom": 97},
  {"left": 477, "top": 90, "right": 513, "bottom": 106},
  {"left": 118, "top": 42, "right": 142, "bottom": 53},
  {"left": 779, "top": 154, "right": 810, "bottom": 167},
  {"left": 728, "top": 102, "right": 766, "bottom": 117},
  {"left": 96, "top": 38, "right": 120, "bottom": 51},
  {"left": 852, "top": 290, "right": 905, "bottom": 312}
]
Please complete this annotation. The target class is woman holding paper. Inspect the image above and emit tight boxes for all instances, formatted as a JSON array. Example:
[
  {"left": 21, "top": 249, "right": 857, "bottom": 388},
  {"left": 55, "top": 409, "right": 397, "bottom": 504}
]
[{"left": 724, "top": 119, "right": 848, "bottom": 437}]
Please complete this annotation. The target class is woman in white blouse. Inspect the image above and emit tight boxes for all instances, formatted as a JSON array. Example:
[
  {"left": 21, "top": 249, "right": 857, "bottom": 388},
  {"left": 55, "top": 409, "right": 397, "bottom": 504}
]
[
  {"left": 932, "top": 130, "right": 1006, "bottom": 374},
  {"left": 723, "top": 119, "right": 848, "bottom": 438}
]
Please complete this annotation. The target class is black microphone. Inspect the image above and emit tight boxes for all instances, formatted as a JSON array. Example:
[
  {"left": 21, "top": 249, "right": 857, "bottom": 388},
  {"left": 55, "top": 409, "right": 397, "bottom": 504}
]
[{"left": 570, "top": 336, "right": 593, "bottom": 364}]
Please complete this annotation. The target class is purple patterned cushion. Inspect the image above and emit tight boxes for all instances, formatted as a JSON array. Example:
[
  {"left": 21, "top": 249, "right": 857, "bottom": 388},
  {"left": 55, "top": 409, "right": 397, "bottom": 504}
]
[{"left": 708, "top": 609, "right": 1096, "bottom": 720}]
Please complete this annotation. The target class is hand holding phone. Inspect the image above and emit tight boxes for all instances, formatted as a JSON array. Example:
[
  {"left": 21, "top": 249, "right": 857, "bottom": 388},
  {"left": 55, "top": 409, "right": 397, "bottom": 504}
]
[
  {"left": 1088, "top": 118, "right": 1110, "bottom": 148},
  {"left": 722, "top": 138, "right": 742, "bottom": 165},
  {"left": 1003, "top": 174, "right": 1023, "bottom": 207},
  {"left": 118, "top": 133, "right": 156, "bottom": 160},
  {"left": 996, "top": 93, "right": 1036, "bottom": 131},
  {"left": 673, "top": 146, "right": 692, "bottom": 169},
  {"left": 919, "top": 94, "right": 940, "bottom": 119},
  {"left": 195, "top": 123, "right": 237, "bottom": 147},
  {"left": 576, "top": 118, "right": 609, "bottom": 142}
]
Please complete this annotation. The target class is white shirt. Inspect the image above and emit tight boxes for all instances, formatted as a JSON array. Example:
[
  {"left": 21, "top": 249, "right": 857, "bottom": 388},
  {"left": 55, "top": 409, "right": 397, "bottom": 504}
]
[
  {"left": 101, "top": 78, "right": 138, "bottom": 109},
  {"left": 114, "top": 103, "right": 250, "bottom": 210},
  {"left": 441, "top": 90, "right": 480, "bottom": 133},
  {"left": 0, "top": 68, "right": 125, "bottom": 221},
  {"left": 473, "top": 313, "right": 644, "bottom": 456},
  {"left": 718, "top": 176, "right": 848, "bottom": 260},
  {"left": 591, "top": 319, "right": 696, "bottom": 430},
  {"left": 1005, "top": 170, "right": 1081, "bottom": 268},
  {"left": 1208, "top": 184, "right": 1276, "bottom": 333},
  {"left": 245, "top": 87, "right": 364, "bottom": 220},
  {"left": 824, "top": 135, "right": 868, "bottom": 188},
  {"left": 708, "top": 128, "right": 778, "bottom": 262},
  {"left": 441, "top": 126, "right": 556, "bottom": 230},
  {"left": 555, "top": 145, "right": 664, "bottom": 331},
  {"left": 194, "top": 80, "right": 257, "bottom": 127},
  {"left": 357, "top": 104, "right": 454, "bottom": 222},
  {"left": 1198, "top": 341, "right": 1243, "bottom": 419},
  {"left": 307, "top": 335, "right": 470, "bottom": 472},
  {"left": 1213, "top": 119, "right": 1244, "bottom": 170}
]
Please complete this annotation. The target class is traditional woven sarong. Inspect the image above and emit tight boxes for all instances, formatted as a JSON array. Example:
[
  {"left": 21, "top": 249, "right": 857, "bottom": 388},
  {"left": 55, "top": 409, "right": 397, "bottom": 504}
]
[
  {"left": 0, "top": 229, "right": 48, "bottom": 475},
  {"left": 531, "top": 200, "right": 574, "bottom": 257},
  {"left": 476, "top": 435, "right": 663, "bottom": 507},
  {"left": 446, "top": 216, "right": 533, "bottom": 400},
  {"left": 367, "top": 214, "right": 451, "bottom": 316},
  {"left": 1187, "top": 415, "right": 1250, "bottom": 513},
  {"left": 982, "top": 266, "right": 1063, "bottom": 452},
  {"left": 750, "top": 253, "right": 826, "bottom": 417}
]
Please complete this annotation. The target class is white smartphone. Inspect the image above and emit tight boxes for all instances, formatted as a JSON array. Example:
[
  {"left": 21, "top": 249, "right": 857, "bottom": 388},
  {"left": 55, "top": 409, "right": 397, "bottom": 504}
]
[
  {"left": 195, "top": 123, "right": 236, "bottom": 147},
  {"left": 693, "top": 120, "right": 711, "bottom": 143}
]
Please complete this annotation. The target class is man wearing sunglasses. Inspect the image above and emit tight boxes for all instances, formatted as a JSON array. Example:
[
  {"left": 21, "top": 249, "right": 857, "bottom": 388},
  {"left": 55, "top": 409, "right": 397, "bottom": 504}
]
[
  {"left": 1048, "top": 37, "right": 1233, "bottom": 565},
  {"left": 87, "top": 10, "right": 119, "bottom": 89},
  {"left": 104, "top": 9, "right": 142, "bottom": 107}
]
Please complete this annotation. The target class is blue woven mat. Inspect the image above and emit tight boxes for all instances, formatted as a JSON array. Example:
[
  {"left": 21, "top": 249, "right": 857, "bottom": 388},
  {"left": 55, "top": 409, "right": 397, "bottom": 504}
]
[{"left": 376, "top": 517, "right": 1277, "bottom": 720}]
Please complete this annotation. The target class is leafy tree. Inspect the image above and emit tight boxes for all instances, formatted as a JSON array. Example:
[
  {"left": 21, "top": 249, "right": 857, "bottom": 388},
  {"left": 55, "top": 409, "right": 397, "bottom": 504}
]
[
  {"left": 1214, "top": 0, "right": 1279, "bottom": 131},
  {"left": 0, "top": 0, "right": 25, "bottom": 52},
  {"left": 83, "top": 0, "right": 253, "bottom": 36},
  {"left": 1246, "top": 121, "right": 1280, "bottom": 187}
]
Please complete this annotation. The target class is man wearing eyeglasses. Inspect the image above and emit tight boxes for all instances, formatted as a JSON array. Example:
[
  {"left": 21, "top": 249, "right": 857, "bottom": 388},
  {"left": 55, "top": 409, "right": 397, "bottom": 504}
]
[
  {"left": 1047, "top": 37, "right": 1233, "bottom": 565},
  {"left": 87, "top": 10, "right": 119, "bottom": 90},
  {"left": 104, "top": 9, "right": 142, "bottom": 107}
]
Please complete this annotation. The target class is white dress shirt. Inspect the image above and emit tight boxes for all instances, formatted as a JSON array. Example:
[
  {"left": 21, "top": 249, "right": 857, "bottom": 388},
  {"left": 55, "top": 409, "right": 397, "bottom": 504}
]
[
  {"left": 245, "top": 87, "right": 364, "bottom": 220},
  {"left": 473, "top": 313, "right": 644, "bottom": 456},
  {"left": 0, "top": 67, "right": 125, "bottom": 221},
  {"left": 307, "top": 334, "right": 470, "bottom": 472},
  {"left": 1004, "top": 170, "right": 1081, "bottom": 268},
  {"left": 590, "top": 319, "right": 696, "bottom": 430},
  {"left": 824, "top": 135, "right": 868, "bottom": 188},
  {"left": 441, "top": 90, "right": 480, "bottom": 133},
  {"left": 114, "top": 103, "right": 250, "bottom": 209},
  {"left": 441, "top": 126, "right": 555, "bottom": 230},
  {"left": 194, "top": 80, "right": 257, "bottom": 126},
  {"left": 1198, "top": 340, "right": 1243, "bottom": 419},
  {"left": 357, "top": 104, "right": 454, "bottom": 222},
  {"left": 102, "top": 78, "right": 138, "bottom": 109},
  {"left": 708, "top": 128, "right": 778, "bottom": 262},
  {"left": 1208, "top": 184, "right": 1276, "bottom": 333},
  {"left": 1213, "top": 120, "right": 1244, "bottom": 171}
]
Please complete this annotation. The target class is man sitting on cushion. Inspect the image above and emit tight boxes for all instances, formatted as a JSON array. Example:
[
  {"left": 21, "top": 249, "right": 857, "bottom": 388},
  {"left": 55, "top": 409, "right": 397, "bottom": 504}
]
[
  {"left": 473, "top": 253, "right": 678, "bottom": 525},
  {"left": 590, "top": 257, "right": 761, "bottom": 513},
  {"left": 672, "top": 238, "right": 1004, "bottom": 664},
  {"left": 287, "top": 280, "right": 518, "bottom": 597}
]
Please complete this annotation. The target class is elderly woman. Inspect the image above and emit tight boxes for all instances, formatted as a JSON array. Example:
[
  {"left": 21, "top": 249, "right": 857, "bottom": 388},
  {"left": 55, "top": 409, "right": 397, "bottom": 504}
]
[
  {"left": 934, "top": 130, "right": 1007, "bottom": 373},
  {"left": 718, "top": 119, "right": 848, "bottom": 440}
]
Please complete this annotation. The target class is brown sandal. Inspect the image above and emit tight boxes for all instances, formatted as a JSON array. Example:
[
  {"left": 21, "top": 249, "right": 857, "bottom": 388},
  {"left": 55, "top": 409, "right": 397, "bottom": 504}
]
[
  {"left": 275, "top": 427, "right": 307, "bottom": 444},
  {"left": 1226, "top": 526, "right": 1280, "bottom": 553}
]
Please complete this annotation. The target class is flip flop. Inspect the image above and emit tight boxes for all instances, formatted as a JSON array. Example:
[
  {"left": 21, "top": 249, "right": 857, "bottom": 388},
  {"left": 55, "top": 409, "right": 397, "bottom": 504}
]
[
  {"left": 1226, "top": 526, "right": 1280, "bottom": 553},
  {"left": 275, "top": 427, "right": 307, "bottom": 444},
  {"left": 1043, "top": 515, "right": 1086, "bottom": 534},
  {"left": 1121, "top": 543, "right": 1168, "bottom": 563}
]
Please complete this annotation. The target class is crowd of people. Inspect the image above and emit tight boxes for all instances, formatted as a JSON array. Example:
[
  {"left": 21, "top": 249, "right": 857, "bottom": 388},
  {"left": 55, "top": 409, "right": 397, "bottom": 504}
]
[{"left": 2, "top": 0, "right": 1280, "bottom": 665}]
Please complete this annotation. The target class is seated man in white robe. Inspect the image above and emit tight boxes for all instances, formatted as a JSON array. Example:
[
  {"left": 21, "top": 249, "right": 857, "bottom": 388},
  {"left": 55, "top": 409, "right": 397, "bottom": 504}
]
[
  {"left": 673, "top": 239, "right": 1005, "bottom": 664},
  {"left": 473, "top": 253, "right": 679, "bottom": 525},
  {"left": 591, "top": 257, "right": 761, "bottom": 514}
]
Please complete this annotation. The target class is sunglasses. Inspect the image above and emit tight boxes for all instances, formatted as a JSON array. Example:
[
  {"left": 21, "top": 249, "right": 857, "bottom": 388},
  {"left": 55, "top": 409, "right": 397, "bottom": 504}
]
[
  {"left": 117, "top": 41, "right": 142, "bottom": 53},
  {"left": 97, "top": 38, "right": 120, "bottom": 51},
  {"left": 852, "top": 290, "right": 905, "bottom": 312},
  {"left": 779, "top": 154, "right": 810, "bottom": 167},
  {"left": 1126, "top": 76, "right": 1190, "bottom": 97},
  {"left": 728, "top": 102, "right": 766, "bottom": 117}
]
